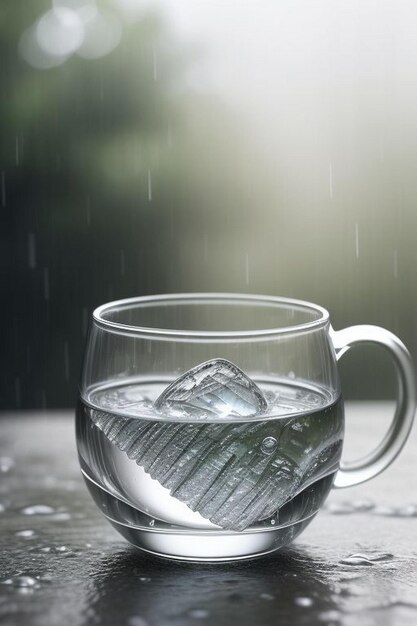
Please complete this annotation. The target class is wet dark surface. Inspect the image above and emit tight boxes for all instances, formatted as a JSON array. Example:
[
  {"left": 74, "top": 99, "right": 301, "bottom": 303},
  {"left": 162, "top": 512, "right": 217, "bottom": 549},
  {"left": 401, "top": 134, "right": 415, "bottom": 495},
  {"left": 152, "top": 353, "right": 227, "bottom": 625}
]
[{"left": 1, "top": 403, "right": 416, "bottom": 626}]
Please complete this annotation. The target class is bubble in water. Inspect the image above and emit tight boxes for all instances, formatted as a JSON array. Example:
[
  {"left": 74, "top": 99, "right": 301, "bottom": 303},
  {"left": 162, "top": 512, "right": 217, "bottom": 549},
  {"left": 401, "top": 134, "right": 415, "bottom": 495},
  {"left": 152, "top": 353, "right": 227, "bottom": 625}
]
[
  {"left": 295, "top": 597, "right": 313, "bottom": 607},
  {"left": 21, "top": 504, "right": 55, "bottom": 516},
  {"left": 15, "top": 530, "right": 35, "bottom": 538},
  {"left": 261, "top": 436, "right": 278, "bottom": 455},
  {"left": 188, "top": 609, "right": 210, "bottom": 619},
  {"left": 148, "top": 519, "right": 155, "bottom": 527}
]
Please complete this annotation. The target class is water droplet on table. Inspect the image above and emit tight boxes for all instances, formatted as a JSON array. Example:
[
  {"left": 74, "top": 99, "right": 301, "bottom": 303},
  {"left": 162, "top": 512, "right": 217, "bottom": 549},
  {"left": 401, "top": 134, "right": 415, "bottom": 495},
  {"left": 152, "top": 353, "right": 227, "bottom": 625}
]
[
  {"left": 15, "top": 530, "right": 35, "bottom": 538},
  {"left": 21, "top": 504, "right": 56, "bottom": 516},
  {"left": 373, "top": 505, "right": 398, "bottom": 517},
  {"left": 327, "top": 502, "right": 355, "bottom": 515},
  {"left": 260, "top": 593, "right": 275, "bottom": 601},
  {"left": 351, "top": 498, "right": 374, "bottom": 512},
  {"left": 295, "top": 597, "right": 313, "bottom": 607},
  {"left": 397, "top": 504, "right": 417, "bottom": 517},
  {"left": 55, "top": 545, "right": 68, "bottom": 552},
  {"left": 340, "top": 552, "right": 394, "bottom": 566},
  {"left": 318, "top": 610, "right": 341, "bottom": 622},
  {"left": 188, "top": 609, "right": 210, "bottom": 619},
  {"left": 2, "top": 576, "right": 39, "bottom": 589},
  {"left": 127, "top": 617, "right": 149, "bottom": 626}
]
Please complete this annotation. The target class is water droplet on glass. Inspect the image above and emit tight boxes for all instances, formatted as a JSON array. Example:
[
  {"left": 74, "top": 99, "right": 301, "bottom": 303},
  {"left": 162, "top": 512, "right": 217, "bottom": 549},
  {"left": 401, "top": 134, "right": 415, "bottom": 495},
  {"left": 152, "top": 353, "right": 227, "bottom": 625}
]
[
  {"left": 261, "top": 436, "right": 277, "bottom": 455},
  {"left": 21, "top": 505, "right": 55, "bottom": 516},
  {"left": 188, "top": 609, "right": 210, "bottom": 619},
  {"left": 295, "top": 597, "right": 313, "bottom": 607}
]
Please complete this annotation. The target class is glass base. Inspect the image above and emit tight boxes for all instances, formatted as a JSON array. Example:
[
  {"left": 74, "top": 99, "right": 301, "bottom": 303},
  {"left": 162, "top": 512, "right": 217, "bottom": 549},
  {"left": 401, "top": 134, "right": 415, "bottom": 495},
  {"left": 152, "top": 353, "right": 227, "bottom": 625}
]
[
  {"left": 81, "top": 459, "right": 330, "bottom": 562},
  {"left": 107, "top": 516, "right": 315, "bottom": 562}
]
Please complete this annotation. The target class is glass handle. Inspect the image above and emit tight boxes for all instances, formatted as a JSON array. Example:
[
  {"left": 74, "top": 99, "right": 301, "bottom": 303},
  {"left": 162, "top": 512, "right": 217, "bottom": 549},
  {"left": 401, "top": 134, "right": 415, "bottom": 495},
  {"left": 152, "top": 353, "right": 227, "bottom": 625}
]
[{"left": 330, "top": 325, "right": 417, "bottom": 488}]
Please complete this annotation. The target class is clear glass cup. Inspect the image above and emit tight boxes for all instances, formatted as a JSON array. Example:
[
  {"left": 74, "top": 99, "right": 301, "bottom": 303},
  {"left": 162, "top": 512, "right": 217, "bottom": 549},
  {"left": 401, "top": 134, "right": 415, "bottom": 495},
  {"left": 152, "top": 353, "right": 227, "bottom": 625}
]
[{"left": 76, "top": 293, "right": 416, "bottom": 561}]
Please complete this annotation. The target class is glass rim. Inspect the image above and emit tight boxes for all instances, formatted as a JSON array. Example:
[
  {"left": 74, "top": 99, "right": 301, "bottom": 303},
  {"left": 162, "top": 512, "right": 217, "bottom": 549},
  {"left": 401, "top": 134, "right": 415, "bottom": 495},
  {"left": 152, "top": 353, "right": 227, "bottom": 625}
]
[{"left": 93, "top": 293, "right": 330, "bottom": 339}]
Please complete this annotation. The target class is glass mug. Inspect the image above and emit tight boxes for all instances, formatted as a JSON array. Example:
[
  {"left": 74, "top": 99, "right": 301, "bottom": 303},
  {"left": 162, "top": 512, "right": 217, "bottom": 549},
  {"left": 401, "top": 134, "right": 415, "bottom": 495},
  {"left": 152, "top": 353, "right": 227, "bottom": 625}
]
[{"left": 76, "top": 294, "right": 416, "bottom": 561}]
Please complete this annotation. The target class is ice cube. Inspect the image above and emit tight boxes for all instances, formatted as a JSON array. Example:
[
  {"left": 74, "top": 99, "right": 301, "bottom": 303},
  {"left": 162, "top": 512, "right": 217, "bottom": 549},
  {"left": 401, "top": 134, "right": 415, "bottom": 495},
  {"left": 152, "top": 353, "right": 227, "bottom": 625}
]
[
  {"left": 89, "top": 362, "right": 343, "bottom": 532},
  {"left": 154, "top": 358, "right": 268, "bottom": 419}
]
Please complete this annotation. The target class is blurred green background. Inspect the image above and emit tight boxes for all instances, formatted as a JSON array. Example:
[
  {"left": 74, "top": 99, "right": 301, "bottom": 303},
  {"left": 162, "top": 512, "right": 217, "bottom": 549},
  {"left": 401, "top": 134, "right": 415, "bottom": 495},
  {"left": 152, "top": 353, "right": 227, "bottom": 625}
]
[{"left": 1, "top": 0, "right": 416, "bottom": 408}]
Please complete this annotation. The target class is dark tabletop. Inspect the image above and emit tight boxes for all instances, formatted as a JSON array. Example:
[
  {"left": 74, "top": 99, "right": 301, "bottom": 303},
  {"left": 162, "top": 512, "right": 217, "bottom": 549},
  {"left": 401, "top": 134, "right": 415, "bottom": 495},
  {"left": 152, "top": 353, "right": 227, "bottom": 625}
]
[{"left": 1, "top": 403, "right": 416, "bottom": 626}]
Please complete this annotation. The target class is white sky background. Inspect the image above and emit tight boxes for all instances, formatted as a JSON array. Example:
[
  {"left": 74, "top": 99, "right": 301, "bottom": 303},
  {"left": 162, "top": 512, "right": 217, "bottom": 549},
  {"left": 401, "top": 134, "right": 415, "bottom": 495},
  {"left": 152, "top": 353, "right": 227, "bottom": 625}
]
[{"left": 126, "top": 0, "right": 417, "bottom": 190}]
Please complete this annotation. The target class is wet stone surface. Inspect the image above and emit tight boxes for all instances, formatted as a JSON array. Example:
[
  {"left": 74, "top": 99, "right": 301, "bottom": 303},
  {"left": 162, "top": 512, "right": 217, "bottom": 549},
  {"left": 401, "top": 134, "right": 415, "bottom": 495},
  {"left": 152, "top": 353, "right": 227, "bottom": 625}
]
[{"left": 0, "top": 404, "right": 417, "bottom": 626}]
